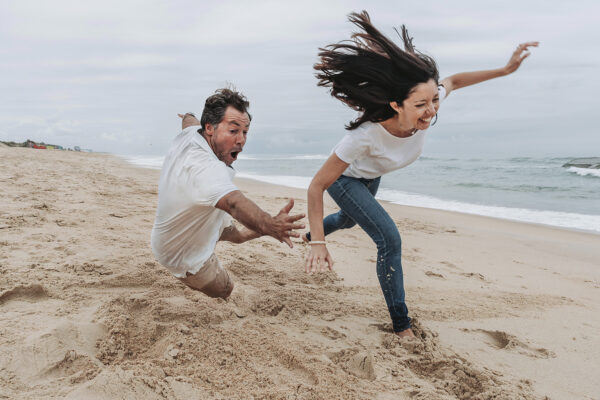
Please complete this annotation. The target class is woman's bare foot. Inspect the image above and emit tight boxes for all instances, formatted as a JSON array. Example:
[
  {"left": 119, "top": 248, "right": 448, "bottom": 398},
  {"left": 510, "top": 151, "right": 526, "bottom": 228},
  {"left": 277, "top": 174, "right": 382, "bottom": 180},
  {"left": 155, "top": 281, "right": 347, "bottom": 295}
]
[{"left": 395, "top": 328, "right": 416, "bottom": 338}]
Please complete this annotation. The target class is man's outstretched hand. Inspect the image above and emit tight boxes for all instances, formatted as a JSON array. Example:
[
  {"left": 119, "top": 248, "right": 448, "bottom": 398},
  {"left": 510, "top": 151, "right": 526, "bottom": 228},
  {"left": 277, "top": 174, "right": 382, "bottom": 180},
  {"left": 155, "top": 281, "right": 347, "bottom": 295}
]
[{"left": 269, "top": 199, "right": 305, "bottom": 248}]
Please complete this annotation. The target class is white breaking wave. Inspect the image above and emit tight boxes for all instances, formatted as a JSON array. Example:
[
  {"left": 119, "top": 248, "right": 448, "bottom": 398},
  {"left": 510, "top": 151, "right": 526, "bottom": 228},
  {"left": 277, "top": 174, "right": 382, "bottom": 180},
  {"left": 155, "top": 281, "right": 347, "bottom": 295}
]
[
  {"left": 237, "top": 172, "right": 312, "bottom": 189},
  {"left": 119, "top": 155, "right": 164, "bottom": 169},
  {"left": 376, "top": 189, "right": 600, "bottom": 234},
  {"left": 567, "top": 166, "right": 600, "bottom": 178},
  {"left": 118, "top": 154, "right": 327, "bottom": 165},
  {"left": 238, "top": 173, "right": 600, "bottom": 234},
  {"left": 239, "top": 154, "right": 328, "bottom": 161}
]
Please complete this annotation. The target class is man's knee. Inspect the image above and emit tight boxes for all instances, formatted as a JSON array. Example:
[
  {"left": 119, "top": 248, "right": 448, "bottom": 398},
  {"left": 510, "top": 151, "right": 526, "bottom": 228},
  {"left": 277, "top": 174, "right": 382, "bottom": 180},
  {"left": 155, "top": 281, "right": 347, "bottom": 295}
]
[
  {"left": 180, "top": 276, "right": 234, "bottom": 300},
  {"left": 178, "top": 258, "right": 234, "bottom": 300}
]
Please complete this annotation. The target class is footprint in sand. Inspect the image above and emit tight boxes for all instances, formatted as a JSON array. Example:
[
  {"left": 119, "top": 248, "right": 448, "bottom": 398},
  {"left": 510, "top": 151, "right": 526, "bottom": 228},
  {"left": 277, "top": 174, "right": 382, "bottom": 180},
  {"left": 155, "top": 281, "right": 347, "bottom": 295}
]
[
  {"left": 425, "top": 271, "right": 445, "bottom": 279},
  {"left": 40, "top": 350, "right": 100, "bottom": 384},
  {"left": 0, "top": 284, "right": 49, "bottom": 305},
  {"left": 7, "top": 320, "right": 105, "bottom": 384},
  {"left": 459, "top": 272, "right": 486, "bottom": 281},
  {"left": 276, "top": 352, "right": 319, "bottom": 385},
  {"left": 440, "top": 261, "right": 460, "bottom": 271},
  {"left": 327, "top": 348, "right": 376, "bottom": 380},
  {"left": 464, "top": 328, "right": 556, "bottom": 359},
  {"left": 320, "top": 326, "right": 346, "bottom": 340},
  {"left": 65, "top": 263, "right": 113, "bottom": 276}
]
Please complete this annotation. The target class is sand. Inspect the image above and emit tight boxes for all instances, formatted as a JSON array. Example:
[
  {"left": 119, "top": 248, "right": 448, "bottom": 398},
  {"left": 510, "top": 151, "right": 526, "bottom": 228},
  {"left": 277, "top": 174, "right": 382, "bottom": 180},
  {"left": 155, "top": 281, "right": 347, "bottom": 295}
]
[{"left": 1, "top": 147, "right": 599, "bottom": 400}]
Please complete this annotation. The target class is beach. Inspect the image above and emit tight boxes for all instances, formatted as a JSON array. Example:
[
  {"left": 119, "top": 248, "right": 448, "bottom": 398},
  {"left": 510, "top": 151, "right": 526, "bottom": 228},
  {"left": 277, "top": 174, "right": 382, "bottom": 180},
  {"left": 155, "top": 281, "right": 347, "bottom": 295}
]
[{"left": 1, "top": 147, "right": 599, "bottom": 400}]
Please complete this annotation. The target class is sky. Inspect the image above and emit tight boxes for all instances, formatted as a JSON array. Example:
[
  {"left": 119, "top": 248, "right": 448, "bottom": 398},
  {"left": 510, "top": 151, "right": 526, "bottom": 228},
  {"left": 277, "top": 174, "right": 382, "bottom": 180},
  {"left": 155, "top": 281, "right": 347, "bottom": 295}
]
[{"left": 1, "top": 0, "right": 599, "bottom": 157}]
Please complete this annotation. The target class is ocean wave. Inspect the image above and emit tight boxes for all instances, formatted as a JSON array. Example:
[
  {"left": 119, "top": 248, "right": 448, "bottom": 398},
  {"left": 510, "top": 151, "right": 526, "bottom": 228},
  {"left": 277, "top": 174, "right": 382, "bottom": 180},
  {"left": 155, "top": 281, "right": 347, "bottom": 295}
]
[
  {"left": 454, "top": 182, "right": 568, "bottom": 192},
  {"left": 118, "top": 155, "right": 599, "bottom": 233},
  {"left": 239, "top": 154, "right": 328, "bottom": 161},
  {"left": 376, "top": 188, "right": 600, "bottom": 233},
  {"left": 118, "top": 155, "right": 164, "bottom": 169},
  {"left": 234, "top": 173, "right": 600, "bottom": 234},
  {"left": 567, "top": 167, "right": 600, "bottom": 178},
  {"left": 236, "top": 173, "right": 313, "bottom": 189}
]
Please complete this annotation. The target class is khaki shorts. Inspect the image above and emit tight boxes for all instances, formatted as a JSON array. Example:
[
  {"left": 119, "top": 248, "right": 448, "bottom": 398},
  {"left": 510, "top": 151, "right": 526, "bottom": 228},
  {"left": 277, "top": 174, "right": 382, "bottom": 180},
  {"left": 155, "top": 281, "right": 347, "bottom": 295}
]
[{"left": 179, "top": 254, "right": 233, "bottom": 299}]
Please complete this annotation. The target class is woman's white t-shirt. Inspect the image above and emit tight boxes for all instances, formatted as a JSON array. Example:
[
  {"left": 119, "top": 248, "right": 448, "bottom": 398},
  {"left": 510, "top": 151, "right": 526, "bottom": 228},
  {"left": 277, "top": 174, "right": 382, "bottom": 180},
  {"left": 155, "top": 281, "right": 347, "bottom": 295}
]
[{"left": 334, "top": 86, "right": 446, "bottom": 179}]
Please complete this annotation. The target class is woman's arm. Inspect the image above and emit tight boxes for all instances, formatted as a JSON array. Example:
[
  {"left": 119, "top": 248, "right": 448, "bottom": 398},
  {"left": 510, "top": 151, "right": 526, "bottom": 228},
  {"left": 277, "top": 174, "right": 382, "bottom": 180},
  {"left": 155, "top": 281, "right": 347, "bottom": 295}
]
[
  {"left": 440, "top": 41, "right": 539, "bottom": 96},
  {"left": 305, "top": 153, "right": 349, "bottom": 273}
]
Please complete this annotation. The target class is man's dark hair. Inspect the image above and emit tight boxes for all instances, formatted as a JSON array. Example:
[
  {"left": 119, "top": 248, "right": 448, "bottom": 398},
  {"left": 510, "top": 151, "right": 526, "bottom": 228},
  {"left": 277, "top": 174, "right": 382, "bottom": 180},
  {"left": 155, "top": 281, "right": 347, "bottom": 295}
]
[
  {"left": 314, "top": 11, "right": 439, "bottom": 130},
  {"left": 198, "top": 88, "right": 252, "bottom": 135}
]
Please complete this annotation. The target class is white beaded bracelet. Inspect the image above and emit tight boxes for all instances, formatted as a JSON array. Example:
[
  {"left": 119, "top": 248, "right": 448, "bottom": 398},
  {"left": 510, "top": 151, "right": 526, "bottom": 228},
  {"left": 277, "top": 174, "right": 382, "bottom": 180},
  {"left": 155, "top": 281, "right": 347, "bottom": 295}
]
[{"left": 308, "top": 241, "right": 326, "bottom": 245}]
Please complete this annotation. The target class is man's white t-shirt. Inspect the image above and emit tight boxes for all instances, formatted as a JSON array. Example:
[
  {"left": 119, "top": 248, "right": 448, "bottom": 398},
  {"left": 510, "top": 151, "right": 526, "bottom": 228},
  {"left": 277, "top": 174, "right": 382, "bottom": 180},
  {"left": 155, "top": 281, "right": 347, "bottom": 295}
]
[
  {"left": 334, "top": 85, "right": 447, "bottom": 179},
  {"left": 151, "top": 126, "right": 237, "bottom": 278}
]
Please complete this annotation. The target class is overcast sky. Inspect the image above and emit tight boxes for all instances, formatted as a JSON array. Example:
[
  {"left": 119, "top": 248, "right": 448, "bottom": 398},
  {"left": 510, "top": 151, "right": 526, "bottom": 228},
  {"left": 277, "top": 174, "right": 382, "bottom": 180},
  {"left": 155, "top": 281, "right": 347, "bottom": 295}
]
[{"left": 1, "top": 0, "right": 599, "bottom": 157}]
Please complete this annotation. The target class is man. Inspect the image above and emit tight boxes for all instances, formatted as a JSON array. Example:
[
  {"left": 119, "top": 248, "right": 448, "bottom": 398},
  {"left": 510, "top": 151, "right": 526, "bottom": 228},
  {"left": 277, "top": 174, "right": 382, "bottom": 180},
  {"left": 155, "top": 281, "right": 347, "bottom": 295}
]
[{"left": 151, "top": 88, "right": 304, "bottom": 299}]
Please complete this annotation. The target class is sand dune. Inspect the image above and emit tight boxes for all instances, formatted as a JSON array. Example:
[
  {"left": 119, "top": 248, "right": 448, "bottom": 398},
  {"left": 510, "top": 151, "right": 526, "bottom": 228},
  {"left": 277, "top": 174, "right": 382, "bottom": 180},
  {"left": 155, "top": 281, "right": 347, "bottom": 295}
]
[{"left": 1, "top": 147, "right": 599, "bottom": 399}]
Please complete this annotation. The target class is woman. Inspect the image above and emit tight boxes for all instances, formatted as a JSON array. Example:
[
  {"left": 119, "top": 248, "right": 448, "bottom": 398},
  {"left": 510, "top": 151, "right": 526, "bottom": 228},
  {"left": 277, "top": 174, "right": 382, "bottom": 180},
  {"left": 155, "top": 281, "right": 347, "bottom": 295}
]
[{"left": 304, "top": 11, "right": 537, "bottom": 338}]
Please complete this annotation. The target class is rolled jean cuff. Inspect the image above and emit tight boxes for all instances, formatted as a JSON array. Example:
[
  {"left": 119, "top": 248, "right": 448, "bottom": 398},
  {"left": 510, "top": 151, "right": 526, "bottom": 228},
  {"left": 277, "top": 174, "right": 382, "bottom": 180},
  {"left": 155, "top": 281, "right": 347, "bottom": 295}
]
[{"left": 393, "top": 317, "right": 411, "bottom": 333}]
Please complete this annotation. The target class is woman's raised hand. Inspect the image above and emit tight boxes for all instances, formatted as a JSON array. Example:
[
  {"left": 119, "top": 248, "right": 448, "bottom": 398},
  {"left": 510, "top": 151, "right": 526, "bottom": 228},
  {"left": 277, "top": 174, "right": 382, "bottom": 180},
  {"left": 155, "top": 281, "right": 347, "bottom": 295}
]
[
  {"left": 305, "top": 244, "right": 334, "bottom": 273},
  {"left": 504, "top": 42, "right": 539, "bottom": 74}
]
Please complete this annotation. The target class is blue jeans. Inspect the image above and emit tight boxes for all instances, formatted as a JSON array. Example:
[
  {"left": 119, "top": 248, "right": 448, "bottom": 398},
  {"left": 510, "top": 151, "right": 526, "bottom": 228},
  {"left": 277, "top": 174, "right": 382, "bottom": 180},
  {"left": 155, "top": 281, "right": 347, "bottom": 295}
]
[{"left": 307, "top": 175, "right": 410, "bottom": 332}]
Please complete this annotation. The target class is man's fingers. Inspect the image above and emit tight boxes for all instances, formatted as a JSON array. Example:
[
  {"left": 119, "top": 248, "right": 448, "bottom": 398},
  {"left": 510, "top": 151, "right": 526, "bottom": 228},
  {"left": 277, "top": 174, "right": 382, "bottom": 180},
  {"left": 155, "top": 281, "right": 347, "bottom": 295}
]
[
  {"left": 280, "top": 199, "right": 294, "bottom": 215},
  {"left": 286, "top": 222, "right": 305, "bottom": 231},
  {"left": 177, "top": 113, "right": 185, "bottom": 119},
  {"left": 283, "top": 237, "right": 293, "bottom": 248},
  {"left": 286, "top": 213, "right": 305, "bottom": 222}
]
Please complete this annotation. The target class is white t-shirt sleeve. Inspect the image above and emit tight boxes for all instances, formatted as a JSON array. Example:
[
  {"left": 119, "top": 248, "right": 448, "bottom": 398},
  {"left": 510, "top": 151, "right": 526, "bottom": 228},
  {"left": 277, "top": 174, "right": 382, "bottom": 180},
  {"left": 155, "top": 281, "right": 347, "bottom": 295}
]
[
  {"left": 334, "top": 131, "right": 370, "bottom": 165},
  {"left": 438, "top": 84, "right": 447, "bottom": 101},
  {"left": 188, "top": 161, "right": 238, "bottom": 207}
]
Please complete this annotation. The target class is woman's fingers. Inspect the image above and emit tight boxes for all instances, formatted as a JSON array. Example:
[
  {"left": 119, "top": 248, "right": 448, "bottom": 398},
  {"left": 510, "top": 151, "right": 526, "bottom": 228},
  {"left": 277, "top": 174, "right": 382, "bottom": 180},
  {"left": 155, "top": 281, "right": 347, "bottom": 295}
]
[
  {"left": 304, "top": 247, "right": 334, "bottom": 274},
  {"left": 522, "top": 41, "right": 539, "bottom": 48}
]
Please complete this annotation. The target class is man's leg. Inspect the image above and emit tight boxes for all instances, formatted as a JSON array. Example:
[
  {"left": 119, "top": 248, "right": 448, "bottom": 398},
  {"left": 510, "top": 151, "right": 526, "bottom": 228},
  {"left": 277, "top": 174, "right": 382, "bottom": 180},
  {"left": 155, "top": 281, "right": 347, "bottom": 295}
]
[{"left": 179, "top": 254, "right": 234, "bottom": 299}]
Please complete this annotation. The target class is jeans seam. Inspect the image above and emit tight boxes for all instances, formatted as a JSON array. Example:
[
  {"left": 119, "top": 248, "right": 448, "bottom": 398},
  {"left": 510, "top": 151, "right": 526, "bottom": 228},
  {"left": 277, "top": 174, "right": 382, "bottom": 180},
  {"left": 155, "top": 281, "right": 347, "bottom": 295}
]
[{"left": 334, "top": 178, "right": 403, "bottom": 326}]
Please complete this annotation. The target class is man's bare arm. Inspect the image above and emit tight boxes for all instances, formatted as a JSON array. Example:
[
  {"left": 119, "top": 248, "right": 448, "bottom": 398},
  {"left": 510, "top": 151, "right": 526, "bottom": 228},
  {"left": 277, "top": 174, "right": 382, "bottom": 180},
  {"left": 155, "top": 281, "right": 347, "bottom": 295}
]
[
  {"left": 219, "top": 224, "right": 262, "bottom": 244},
  {"left": 215, "top": 191, "right": 304, "bottom": 248},
  {"left": 178, "top": 113, "right": 201, "bottom": 130}
]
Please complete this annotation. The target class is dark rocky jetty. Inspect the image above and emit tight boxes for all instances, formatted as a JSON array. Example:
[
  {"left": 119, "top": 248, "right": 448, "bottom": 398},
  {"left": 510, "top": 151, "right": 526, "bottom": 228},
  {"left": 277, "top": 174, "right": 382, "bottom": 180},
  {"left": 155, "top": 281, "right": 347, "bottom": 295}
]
[{"left": 562, "top": 157, "right": 600, "bottom": 169}]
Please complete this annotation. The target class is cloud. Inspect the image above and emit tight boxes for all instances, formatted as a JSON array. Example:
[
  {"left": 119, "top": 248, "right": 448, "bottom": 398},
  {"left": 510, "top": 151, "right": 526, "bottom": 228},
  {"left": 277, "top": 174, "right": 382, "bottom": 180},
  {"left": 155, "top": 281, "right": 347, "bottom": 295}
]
[{"left": 1, "top": 0, "right": 599, "bottom": 156}]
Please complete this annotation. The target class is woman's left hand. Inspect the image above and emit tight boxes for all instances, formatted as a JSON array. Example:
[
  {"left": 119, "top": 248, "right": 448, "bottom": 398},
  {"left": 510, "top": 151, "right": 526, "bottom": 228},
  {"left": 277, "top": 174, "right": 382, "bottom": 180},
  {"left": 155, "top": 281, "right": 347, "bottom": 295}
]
[{"left": 504, "top": 42, "right": 539, "bottom": 75}]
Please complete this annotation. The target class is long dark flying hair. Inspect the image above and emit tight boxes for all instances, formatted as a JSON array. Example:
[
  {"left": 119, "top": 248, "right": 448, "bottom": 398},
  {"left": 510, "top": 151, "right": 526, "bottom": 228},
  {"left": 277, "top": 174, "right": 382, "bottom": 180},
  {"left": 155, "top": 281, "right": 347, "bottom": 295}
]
[{"left": 314, "top": 11, "right": 439, "bottom": 130}]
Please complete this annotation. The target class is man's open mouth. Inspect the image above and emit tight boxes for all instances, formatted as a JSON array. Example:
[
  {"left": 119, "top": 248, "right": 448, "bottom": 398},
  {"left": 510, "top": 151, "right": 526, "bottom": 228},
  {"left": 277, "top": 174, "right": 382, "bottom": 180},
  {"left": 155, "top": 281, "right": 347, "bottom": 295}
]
[{"left": 230, "top": 151, "right": 240, "bottom": 160}]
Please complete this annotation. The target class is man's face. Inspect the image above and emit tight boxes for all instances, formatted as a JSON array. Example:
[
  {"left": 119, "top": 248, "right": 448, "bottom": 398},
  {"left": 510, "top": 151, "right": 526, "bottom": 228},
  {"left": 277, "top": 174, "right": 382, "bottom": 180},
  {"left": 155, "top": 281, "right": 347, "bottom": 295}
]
[{"left": 204, "top": 106, "right": 250, "bottom": 166}]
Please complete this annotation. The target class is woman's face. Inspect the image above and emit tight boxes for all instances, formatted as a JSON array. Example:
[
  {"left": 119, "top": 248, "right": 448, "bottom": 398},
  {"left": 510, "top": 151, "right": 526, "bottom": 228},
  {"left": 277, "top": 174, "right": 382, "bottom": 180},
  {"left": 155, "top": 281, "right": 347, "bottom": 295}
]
[{"left": 394, "top": 79, "right": 440, "bottom": 132}]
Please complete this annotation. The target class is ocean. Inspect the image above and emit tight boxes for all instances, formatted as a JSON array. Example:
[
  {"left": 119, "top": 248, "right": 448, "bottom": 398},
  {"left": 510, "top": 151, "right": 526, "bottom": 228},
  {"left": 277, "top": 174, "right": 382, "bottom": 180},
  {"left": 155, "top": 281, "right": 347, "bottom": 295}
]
[{"left": 121, "top": 154, "right": 600, "bottom": 234}]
